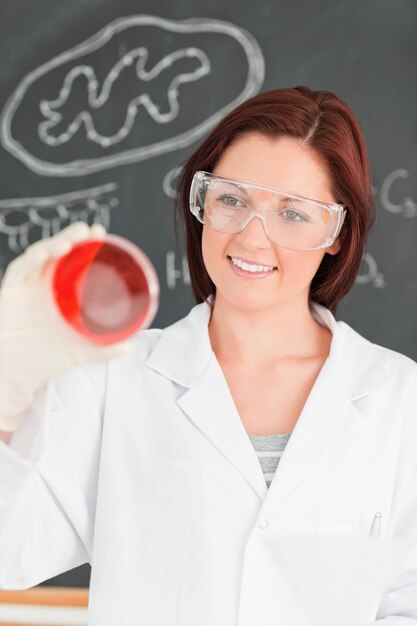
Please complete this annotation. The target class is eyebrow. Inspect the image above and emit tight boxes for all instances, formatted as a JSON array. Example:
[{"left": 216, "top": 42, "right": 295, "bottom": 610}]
[
  {"left": 216, "top": 176, "right": 316, "bottom": 205},
  {"left": 219, "top": 180, "right": 249, "bottom": 196}
]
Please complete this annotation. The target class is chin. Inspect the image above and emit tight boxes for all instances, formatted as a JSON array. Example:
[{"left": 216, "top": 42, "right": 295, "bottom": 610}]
[{"left": 220, "top": 287, "right": 278, "bottom": 312}]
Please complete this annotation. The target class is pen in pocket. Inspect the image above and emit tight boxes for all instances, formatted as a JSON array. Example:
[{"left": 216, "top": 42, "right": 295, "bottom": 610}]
[{"left": 369, "top": 512, "right": 382, "bottom": 537}]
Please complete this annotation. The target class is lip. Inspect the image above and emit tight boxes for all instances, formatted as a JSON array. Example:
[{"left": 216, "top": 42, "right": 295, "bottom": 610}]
[{"left": 227, "top": 255, "right": 278, "bottom": 279}]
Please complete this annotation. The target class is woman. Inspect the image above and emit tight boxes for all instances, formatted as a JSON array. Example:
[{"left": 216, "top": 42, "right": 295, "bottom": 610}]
[{"left": 0, "top": 87, "right": 416, "bottom": 625}]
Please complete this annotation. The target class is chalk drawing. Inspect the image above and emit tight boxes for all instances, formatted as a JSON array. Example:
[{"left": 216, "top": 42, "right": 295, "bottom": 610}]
[
  {"left": 355, "top": 252, "right": 386, "bottom": 288},
  {"left": 38, "top": 47, "right": 211, "bottom": 148},
  {"left": 0, "top": 15, "right": 265, "bottom": 177},
  {"left": 162, "top": 166, "right": 182, "bottom": 200},
  {"left": 379, "top": 169, "right": 417, "bottom": 217},
  {"left": 0, "top": 183, "right": 118, "bottom": 253}
]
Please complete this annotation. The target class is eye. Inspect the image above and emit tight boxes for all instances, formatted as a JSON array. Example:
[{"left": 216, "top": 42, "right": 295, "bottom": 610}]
[
  {"left": 217, "top": 194, "right": 245, "bottom": 208},
  {"left": 280, "top": 209, "right": 308, "bottom": 223}
]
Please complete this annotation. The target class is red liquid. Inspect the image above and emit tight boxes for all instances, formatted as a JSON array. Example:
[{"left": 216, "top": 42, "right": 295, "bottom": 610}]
[{"left": 53, "top": 238, "right": 159, "bottom": 344}]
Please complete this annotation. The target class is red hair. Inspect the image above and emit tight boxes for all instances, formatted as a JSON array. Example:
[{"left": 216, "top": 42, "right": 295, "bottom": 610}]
[{"left": 175, "top": 86, "right": 375, "bottom": 313}]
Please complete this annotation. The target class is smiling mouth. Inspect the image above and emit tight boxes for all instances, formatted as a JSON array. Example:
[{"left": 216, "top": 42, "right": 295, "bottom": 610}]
[{"left": 227, "top": 255, "right": 278, "bottom": 274}]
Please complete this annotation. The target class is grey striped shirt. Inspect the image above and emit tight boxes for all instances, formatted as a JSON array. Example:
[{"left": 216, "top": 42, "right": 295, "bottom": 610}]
[{"left": 248, "top": 432, "right": 291, "bottom": 487}]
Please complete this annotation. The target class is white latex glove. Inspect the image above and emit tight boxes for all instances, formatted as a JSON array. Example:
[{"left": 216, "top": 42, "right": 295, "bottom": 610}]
[{"left": 0, "top": 222, "right": 131, "bottom": 432}]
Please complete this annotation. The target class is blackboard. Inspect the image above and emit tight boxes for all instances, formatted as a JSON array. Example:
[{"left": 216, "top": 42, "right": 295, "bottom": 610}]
[{"left": 0, "top": 0, "right": 416, "bottom": 588}]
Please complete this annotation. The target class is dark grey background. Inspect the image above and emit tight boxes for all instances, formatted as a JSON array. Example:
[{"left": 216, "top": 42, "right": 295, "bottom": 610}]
[{"left": 0, "top": 0, "right": 415, "bottom": 588}]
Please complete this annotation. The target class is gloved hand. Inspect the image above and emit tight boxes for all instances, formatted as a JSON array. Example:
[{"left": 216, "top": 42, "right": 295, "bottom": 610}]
[{"left": 0, "top": 222, "right": 131, "bottom": 432}]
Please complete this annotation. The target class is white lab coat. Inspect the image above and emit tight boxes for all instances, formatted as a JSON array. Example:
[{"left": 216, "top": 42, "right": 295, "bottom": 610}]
[{"left": 0, "top": 300, "right": 417, "bottom": 625}]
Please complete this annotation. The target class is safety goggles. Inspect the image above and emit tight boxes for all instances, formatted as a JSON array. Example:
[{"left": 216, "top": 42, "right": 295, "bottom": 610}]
[{"left": 189, "top": 171, "right": 346, "bottom": 251}]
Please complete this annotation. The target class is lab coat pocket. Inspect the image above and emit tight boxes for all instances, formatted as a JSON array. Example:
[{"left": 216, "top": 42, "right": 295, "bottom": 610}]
[{"left": 317, "top": 520, "right": 370, "bottom": 538}]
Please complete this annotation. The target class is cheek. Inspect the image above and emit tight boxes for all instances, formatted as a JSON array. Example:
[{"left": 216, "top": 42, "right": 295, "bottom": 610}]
[
  {"left": 201, "top": 227, "right": 214, "bottom": 275},
  {"left": 279, "top": 249, "right": 326, "bottom": 281},
  {"left": 306, "top": 251, "right": 326, "bottom": 274},
  {"left": 201, "top": 226, "right": 210, "bottom": 259},
  {"left": 201, "top": 227, "right": 229, "bottom": 276}
]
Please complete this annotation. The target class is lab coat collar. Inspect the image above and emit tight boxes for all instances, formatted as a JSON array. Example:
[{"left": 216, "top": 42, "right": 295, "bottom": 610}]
[
  {"left": 146, "top": 297, "right": 390, "bottom": 399},
  {"left": 145, "top": 296, "right": 215, "bottom": 388},
  {"left": 311, "top": 302, "right": 391, "bottom": 400},
  {"left": 145, "top": 297, "right": 392, "bottom": 502},
  {"left": 146, "top": 295, "right": 270, "bottom": 497}
]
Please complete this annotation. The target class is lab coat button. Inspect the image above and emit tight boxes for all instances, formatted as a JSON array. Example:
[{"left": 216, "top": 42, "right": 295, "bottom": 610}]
[{"left": 258, "top": 519, "right": 269, "bottom": 529}]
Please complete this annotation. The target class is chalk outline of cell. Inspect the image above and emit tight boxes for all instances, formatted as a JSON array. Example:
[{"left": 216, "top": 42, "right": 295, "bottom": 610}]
[
  {"left": 38, "top": 46, "right": 211, "bottom": 148},
  {"left": 0, "top": 15, "right": 265, "bottom": 177},
  {"left": 0, "top": 182, "right": 118, "bottom": 251}
]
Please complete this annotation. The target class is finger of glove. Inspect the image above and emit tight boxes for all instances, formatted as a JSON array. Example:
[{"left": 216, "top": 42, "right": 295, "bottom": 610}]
[
  {"left": 3, "top": 222, "right": 107, "bottom": 287},
  {"left": 48, "top": 221, "right": 106, "bottom": 244},
  {"left": 1, "top": 246, "right": 51, "bottom": 289},
  {"left": 89, "top": 223, "right": 107, "bottom": 239},
  {"left": 4, "top": 245, "right": 60, "bottom": 287},
  {"left": 36, "top": 223, "right": 107, "bottom": 280},
  {"left": 24, "top": 221, "right": 96, "bottom": 261},
  {"left": 2, "top": 223, "right": 89, "bottom": 286},
  {"left": 24, "top": 222, "right": 91, "bottom": 257}
]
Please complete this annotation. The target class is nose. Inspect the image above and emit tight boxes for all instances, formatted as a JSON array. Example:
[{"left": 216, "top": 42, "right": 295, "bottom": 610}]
[{"left": 234, "top": 213, "right": 272, "bottom": 250}]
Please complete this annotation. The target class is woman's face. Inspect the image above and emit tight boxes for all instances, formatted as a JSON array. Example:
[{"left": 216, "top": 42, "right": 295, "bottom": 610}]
[{"left": 201, "top": 133, "right": 341, "bottom": 312}]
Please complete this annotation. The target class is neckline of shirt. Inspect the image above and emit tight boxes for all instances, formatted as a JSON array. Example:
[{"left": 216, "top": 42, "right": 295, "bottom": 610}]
[{"left": 247, "top": 432, "right": 292, "bottom": 438}]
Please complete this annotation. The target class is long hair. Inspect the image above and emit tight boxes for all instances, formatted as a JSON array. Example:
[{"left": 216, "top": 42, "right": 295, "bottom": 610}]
[{"left": 175, "top": 86, "right": 374, "bottom": 313}]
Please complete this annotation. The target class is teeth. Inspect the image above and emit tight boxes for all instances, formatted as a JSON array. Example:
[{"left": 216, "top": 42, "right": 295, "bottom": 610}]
[{"left": 230, "top": 257, "right": 276, "bottom": 273}]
